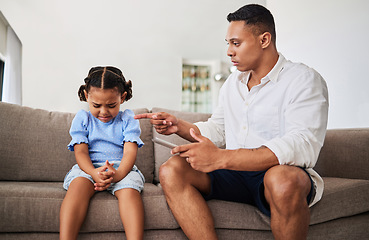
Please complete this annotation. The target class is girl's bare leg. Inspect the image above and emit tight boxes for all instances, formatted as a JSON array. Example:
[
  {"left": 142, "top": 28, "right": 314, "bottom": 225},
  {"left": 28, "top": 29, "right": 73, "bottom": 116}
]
[
  {"left": 60, "top": 177, "right": 95, "bottom": 240},
  {"left": 115, "top": 188, "right": 144, "bottom": 240}
]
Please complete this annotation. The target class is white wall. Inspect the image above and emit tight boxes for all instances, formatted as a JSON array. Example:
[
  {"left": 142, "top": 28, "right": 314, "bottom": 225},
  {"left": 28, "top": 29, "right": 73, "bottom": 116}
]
[
  {"left": 1, "top": 0, "right": 367, "bottom": 129},
  {"left": 0, "top": 0, "right": 263, "bottom": 113},
  {"left": 267, "top": 0, "right": 369, "bottom": 129}
]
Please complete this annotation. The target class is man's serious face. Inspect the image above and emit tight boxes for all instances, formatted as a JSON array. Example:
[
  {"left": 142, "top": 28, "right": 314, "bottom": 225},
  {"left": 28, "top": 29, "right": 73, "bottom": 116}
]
[{"left": 225, "top": 21, "right": 264, "bottom": 72}]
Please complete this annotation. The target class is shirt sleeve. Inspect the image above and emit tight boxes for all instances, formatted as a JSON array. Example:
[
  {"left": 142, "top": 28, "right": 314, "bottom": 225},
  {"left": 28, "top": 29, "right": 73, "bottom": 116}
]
[
  {"left": 195, "top": 83, "right": 226, "bottom": 148},
  {"left": 67, "top": 110, "right": 89, "bottom": 151},
  {"left": 263, "top": 69, "right": 329, "bottom": 168},
  {"left": 122, "top": 109, "right": 144, "bottom": 148}
]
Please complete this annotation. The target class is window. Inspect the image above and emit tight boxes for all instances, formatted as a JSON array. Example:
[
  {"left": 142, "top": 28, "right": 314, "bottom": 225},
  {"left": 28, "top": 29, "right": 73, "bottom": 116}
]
[
  {"left": 0, "top": 11, "right": 22, "bottom": 105},
  {"left": 182, "top": 64, "right": 212, "bottom": 113},
  {"left": 0, "top": 59, "right": 4, "bottom": 101}
]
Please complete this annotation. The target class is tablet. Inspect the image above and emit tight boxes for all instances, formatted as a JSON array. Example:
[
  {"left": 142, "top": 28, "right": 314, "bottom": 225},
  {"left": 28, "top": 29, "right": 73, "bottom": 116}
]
[{"left": 152, "top": 137, "right": 177, "bottom": 149}]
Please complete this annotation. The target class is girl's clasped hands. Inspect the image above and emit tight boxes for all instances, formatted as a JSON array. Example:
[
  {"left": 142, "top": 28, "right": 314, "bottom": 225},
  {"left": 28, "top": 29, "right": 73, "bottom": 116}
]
[{"left": 92, "top": 160, "right": 115, "bottom": 191}]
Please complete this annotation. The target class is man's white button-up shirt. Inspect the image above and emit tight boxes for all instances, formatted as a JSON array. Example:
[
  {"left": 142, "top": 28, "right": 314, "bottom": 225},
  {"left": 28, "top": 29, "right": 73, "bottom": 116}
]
[{"left": 195, "top": 54, "right": 329, "bottom": 206}]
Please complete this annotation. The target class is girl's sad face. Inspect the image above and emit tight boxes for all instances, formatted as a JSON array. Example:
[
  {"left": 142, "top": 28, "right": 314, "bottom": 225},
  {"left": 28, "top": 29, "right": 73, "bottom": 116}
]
[{"left": 85, "top": 87, "right": 127, "bottom": 123}]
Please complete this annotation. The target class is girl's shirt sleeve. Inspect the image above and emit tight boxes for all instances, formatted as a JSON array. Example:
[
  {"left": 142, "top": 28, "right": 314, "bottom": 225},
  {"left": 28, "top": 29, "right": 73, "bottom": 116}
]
[
  {"left": 122, "top": 109, "right": 144, "bottom": 148},
  {"left": 67, "top": 110, "right": 89, "bottom": 151}
]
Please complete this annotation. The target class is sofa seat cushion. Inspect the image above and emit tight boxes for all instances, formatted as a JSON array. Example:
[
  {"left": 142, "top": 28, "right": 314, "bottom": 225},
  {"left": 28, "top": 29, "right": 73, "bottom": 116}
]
[
  {"left": 0, "top": 182, "right": 178, "bottom": 233},
  {"left": 1, "top": 177, "right": 368, "bottom": 233},
  {"left": 309, "top": 177, "right": 369, "bottom": 224},
  {"left": 208, "top": 177, "right": 369, "bottom": 230}
]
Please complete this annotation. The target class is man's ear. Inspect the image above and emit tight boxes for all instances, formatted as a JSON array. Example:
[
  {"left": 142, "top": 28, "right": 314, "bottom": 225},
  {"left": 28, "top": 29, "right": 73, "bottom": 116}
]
[
  {"left": 121, "top": 92, "right": 128, "bottom": 103},
  {"left": 260, "top": 32, "right": 272, "bottom": 49}
]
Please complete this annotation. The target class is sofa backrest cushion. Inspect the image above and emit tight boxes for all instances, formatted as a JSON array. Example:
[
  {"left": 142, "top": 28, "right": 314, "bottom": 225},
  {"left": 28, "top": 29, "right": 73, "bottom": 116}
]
[
  {"left": 0, "top": 102, "right": 154, "bottom": 182},
  {"left": 315, "top": 128, "right": 369, "bottom": 180},
  {"left": 134, "top": 109, "right": 155, "bottom": 183},
  {"left": 149, "top": 107, "right": 369, "bottom": 182},
  {"left": 0, "top": 102, "right": 76, "bottom": 181},
  {"left": 151, "top": 107, "right": 211, "bottom": 183}
]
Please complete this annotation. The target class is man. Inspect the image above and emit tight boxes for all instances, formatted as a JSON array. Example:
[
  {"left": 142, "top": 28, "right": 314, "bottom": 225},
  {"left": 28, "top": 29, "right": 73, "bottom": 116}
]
[{"left": 135, "top": 4, "right": 328, "bottom": 240}]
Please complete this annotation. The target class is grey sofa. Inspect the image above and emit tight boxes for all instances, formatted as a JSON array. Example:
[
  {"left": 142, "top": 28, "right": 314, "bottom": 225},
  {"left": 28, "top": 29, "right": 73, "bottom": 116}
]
[{"left": 0, "top": 101, "right": 368, "bottom": 239}]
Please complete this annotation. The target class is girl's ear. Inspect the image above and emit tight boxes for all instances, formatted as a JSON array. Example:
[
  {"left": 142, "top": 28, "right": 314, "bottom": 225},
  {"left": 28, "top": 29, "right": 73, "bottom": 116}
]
[
  {"left": 121, "top": 92, "right": 127, "bottom": 103},
  {"left": 84, "top": 90, "right": 89, "bottom": 101}
]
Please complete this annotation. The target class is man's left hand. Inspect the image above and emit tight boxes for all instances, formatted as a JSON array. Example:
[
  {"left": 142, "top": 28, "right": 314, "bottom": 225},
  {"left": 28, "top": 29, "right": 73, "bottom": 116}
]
[{"left": 171, "top": 128, "right": 224, "bottom": 173}]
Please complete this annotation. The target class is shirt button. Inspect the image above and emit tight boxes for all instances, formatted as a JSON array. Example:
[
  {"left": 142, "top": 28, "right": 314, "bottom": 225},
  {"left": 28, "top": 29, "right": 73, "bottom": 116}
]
[{"left": 243, "top": 126, "right": 247, "bottom": 130}]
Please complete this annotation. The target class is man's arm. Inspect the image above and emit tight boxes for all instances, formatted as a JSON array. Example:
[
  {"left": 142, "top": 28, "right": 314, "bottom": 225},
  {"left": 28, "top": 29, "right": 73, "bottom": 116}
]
[
  {"left": 134, "top": 112, "right": 200, "bottom": 142},
  {"left": 172, "top": 128, "right": 279, "bottom": 173},
  {"left": 135, "top": 112, "right": 279, "bottom": 173},
  {"left": 221, "top": 147, "right": 279, "bottom": 172}
]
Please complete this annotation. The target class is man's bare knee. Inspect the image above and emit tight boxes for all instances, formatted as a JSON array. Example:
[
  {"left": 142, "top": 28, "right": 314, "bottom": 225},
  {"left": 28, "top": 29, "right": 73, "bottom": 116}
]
[
  {"left": 159, "top": 156, "right": 186, "bottom": 188},
  {"left": 264, "top": 166, "right": 311, "bottom": 212}
]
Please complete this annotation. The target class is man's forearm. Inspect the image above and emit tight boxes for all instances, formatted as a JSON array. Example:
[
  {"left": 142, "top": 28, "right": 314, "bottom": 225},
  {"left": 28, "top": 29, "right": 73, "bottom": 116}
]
[
  {"left": 175, "top": 119, "right": 201, "bottom": 142},
  {"left": 221, "top": 146, "right": 279, "bottom": 172}
]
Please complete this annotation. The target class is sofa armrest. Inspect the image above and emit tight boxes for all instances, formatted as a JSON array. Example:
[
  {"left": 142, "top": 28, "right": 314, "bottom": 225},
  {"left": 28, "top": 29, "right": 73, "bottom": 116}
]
[{"left": 315, "top": 128, "right": 369, "bottom": 180}]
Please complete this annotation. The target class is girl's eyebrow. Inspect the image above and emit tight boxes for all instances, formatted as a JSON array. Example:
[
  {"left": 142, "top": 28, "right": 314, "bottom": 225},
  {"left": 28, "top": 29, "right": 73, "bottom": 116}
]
[{"left": 92, "top": 102, "right": 117, "bottom": 106}]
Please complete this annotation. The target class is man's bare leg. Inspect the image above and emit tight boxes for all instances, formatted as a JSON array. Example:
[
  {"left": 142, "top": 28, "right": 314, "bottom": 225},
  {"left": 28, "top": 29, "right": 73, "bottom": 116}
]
[
  {"left": 159, "top": 155, "right": 218, "bottom": 240},
  {"left": 264, "top": 165, "right": 311, "bottom": 240}
]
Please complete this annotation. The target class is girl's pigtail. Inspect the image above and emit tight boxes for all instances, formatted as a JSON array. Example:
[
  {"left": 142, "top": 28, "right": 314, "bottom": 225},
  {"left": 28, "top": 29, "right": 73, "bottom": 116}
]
[
  {"left": 124, "top": 80, "right": 133, "bottom": 101},
  {"left": 78, "top": 85, "right": 87, "bottom": 102},
  {"left": 78, "top": 76, "right": 91, "bottom": 102}
]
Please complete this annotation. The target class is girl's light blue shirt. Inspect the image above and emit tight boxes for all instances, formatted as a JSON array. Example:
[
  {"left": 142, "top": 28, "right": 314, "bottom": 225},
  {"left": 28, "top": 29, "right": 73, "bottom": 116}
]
[{"left": 67, "top": 109, "right": 144, "bottom": 164}]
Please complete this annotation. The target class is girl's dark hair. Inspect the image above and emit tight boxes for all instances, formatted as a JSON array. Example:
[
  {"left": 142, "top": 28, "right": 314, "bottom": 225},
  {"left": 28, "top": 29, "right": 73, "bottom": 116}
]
[
  {"left": 78, "top": 66, "right": 133, "bottom": 102},
  {"left": 227, "top": 4, "right": 276, "bottom": 44}
]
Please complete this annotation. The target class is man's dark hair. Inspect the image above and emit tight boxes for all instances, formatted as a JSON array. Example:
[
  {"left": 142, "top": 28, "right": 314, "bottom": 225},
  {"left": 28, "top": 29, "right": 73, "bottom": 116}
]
[{"left": 227, "top": 4, "right": 276, "bottom": 43}]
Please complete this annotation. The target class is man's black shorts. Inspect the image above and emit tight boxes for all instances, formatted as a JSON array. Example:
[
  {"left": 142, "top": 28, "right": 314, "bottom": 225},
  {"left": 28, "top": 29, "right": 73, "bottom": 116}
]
[{"left": 203, "top": 168, "right": 314, "bottom": 217}]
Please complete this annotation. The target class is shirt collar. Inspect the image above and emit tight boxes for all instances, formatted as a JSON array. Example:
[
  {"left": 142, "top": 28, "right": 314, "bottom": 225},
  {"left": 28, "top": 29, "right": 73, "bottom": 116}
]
[
  {"left": 237, "top": 53, "right": 286, "bottom": 84},
  {"left": 266, "top": 53, "right": 286, "bottom": 83}
]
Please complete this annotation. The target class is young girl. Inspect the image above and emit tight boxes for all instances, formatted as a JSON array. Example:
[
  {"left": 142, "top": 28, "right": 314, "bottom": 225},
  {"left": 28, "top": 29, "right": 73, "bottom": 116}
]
[{"left": 60, "top": 66, "right": 145, "bottom": 240}]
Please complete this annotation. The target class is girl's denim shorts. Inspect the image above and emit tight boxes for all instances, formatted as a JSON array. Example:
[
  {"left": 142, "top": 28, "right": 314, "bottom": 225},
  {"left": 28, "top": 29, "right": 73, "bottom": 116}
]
[{"left": 63, "top": 162, "right": 145, "bottom": 195}]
